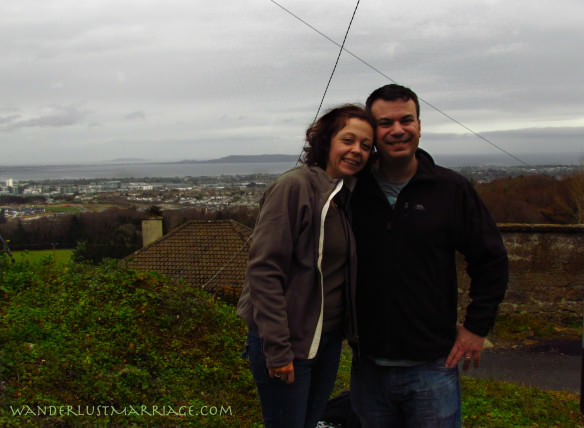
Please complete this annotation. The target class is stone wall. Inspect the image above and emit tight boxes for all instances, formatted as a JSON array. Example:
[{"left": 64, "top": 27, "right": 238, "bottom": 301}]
[{"left": 457, "top": 224, "right": 584, "bottom": 323}]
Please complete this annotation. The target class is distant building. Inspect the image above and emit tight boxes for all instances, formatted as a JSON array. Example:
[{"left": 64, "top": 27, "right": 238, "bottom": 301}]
[{"left": 125, "top": 219, "right": 252, "bottom": 303}]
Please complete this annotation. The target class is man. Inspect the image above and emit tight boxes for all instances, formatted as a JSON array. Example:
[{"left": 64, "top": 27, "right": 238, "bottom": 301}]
[{"left": 350, "top": 84, "right": 508, "bottom": 427}]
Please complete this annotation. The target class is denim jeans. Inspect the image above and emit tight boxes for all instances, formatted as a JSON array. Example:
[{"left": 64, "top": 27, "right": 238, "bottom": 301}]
[
  {"left": 245, "top": 330, "right": 342, "bottom": 428},
  {"left": 350, "top": 356, "right": 461, "bottom": 428}
]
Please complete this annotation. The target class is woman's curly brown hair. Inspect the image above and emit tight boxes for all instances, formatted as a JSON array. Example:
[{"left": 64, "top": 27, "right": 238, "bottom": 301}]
[{"left": 302, "top": 104, "right": 376, "bottom": 169}]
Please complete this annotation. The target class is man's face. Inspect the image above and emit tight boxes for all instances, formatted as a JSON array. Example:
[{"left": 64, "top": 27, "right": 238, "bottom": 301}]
[{"left": 370, "top": 98, "right": 421, "bottom": 164}]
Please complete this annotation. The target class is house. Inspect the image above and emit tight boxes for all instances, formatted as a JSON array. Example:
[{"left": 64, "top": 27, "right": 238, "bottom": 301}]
[{"left": 125, "top": 219, "right": 252, "bottom": 303}]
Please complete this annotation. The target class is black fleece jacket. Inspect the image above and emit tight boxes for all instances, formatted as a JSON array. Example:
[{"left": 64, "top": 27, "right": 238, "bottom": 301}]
[{"left": 351, "top": 149, "right": 508, "bottom": 361}]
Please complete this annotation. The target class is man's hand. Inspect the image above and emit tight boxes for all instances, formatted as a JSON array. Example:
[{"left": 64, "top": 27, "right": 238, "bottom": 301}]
[
  {"left": 268, "top": 361, "right": 295, "bottom": 384},
  {"left": 445, "top": 324, "right": 485, "bottom": 370}
]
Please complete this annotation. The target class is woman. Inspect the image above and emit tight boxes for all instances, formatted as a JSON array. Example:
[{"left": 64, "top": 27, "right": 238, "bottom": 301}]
[{"left": 237, "top": 104, "right": 375, "bottom": 428}]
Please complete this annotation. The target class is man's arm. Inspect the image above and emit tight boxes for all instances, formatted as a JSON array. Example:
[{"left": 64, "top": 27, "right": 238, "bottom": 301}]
[{"left": 449, "top": 179, "right": 509, "bottom": 368}]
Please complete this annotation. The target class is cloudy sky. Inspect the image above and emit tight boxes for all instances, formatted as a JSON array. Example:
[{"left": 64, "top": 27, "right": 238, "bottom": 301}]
[{"left": 1, "top": 0, "right": 583, "bottom": 166}]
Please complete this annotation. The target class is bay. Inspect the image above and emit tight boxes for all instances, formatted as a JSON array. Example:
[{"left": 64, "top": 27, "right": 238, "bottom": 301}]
[
  {"left": 0, "top": 151, "right": 581, "bottom": 182},
  {"left": 0, "top": 161, "right": 297, "bottom": 181}
]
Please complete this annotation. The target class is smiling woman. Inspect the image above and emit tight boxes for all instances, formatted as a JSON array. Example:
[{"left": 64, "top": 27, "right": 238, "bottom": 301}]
[
  {"left": 325, "top": 117, "right": 373, "bottom": 178},
  {"left": 236, "top": 104, "right": 375, "bottom": 428}
]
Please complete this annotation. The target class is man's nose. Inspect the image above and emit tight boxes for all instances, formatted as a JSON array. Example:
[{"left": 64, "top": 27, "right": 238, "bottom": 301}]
[{"left": 390, "top": 123, "right": 405, "bottom": 136}]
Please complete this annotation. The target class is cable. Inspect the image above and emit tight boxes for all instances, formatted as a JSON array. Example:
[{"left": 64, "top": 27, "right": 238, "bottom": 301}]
[
  {"left": 311, "top": 0, "right": 361, "bottom": 124},
  {"left": 200, "top": 234, "right": 251, "bottom": 290},
  {"left": 270, "top": 0, "right": 531, "bottom": 167},
  {"left": 271, "top": 0, "right": 362, "bottom": 165}
]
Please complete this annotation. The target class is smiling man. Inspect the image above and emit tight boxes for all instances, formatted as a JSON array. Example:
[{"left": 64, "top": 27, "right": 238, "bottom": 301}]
[{"left": 349, "top": 84, "right": 509, "bottom": 427}]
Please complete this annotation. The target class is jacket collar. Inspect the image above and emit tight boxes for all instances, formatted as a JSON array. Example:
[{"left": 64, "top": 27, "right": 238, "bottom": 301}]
[
  {"left": 411, "top": 148, "right": 437, "bottom": 182},
  {"left": 305, "top": 164, "right": 358, "bottom": 192}
]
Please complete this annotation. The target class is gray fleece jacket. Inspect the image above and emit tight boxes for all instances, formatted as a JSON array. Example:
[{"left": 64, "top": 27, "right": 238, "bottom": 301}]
[{"left": 236, "top": 165, "right": 358, "bottom": 368}]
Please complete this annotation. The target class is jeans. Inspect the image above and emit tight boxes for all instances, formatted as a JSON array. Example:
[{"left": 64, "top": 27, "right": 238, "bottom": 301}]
[
  {"left": 245, "top": 330, "right": 342, "bottom": 428},
  {"left": 350, "top": 356, "right": 461, "bottom": 428}
]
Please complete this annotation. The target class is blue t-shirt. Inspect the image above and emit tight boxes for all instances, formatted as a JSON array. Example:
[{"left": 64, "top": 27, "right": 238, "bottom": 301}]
[{"left": 372, "top": 167, "right": 409, "bottom": 207}]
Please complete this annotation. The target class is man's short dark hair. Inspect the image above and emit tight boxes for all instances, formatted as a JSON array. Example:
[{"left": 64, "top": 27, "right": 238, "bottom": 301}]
[{"left": 366, "top": 84, "right": 420, "bottom": 119}]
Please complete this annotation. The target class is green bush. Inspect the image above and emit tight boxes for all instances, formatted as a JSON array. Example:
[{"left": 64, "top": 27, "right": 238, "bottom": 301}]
[
  {"left": 0, "top": 255, "right": 260, "bottom": 426},
  {"left": 1, "top": 253, "right": 582, "bottom": 427}
]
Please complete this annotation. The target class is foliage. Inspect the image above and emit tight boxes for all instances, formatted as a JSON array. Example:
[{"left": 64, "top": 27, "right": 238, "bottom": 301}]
[
  {"left": 1, "top": 255, "right": 582, "bottom": 427},
  {"left": 12, "top": 249, "right": 73, "bottom": 265},
  {"left": 0, "top": 256, "right": 260, "bottom": 426},
  {"left": 0, "top": 195, "right": 47, "bottom": 204},
  {"left": 460, "top": 377, "right": 584, "bottom": 427},
  {"left": 475, "top": 171, "right": 584, "bottom": 224},
  {"left": 491, "top": 312, "right": 582, "bottom": 345},
  {"left": 0, "top": 205, "right": 258, "bottom": 260}
]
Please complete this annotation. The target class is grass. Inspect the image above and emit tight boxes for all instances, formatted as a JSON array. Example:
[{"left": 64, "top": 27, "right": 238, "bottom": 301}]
[
  {"left": 1, "top": 255, "right": 582, "bottom": 427},
  {"left": 460, "top": 377, "right": 584, "bottom": 427},
  {"left": 0, "top": 256, "right": 261, "bottom": 427},
  {"left": 491, "top": 312, "right": 582, "bottom": 346},
  {"left": 43, "top": 205, "right": 84, "bottom": 214},
  {"left": 12, "top": 249, "right": 73, "bottom": 265}
]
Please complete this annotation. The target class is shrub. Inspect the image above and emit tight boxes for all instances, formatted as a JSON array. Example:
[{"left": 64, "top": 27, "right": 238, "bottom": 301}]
[{"left": 0, "top": 258, "right": 260, "bottom": 426}]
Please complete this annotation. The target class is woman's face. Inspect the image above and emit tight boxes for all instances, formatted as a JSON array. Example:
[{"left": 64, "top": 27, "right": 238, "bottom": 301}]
[{"left": 325, "top": 118, "right": 373, "bottom": 178}]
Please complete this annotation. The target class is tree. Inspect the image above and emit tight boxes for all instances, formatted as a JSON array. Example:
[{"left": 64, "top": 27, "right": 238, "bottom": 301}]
[{"left": 554, "top": 168, "right": 584, "bottom": 224}]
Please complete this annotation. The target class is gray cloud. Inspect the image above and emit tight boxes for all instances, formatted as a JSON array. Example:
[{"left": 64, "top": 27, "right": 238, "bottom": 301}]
[
  {"left": 124, "top": 111, "right": 146, "bottom": 120},
  {"left": 1, "top": 106, "right": 87, "bottom": 132},
  {"left": 0, "top": 0, "right": 582, "bottom": 165}
]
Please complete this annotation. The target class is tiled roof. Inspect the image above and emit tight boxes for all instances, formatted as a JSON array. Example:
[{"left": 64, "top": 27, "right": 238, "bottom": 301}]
[{"left": 125, "top": 219, "right": 251, "bottom": 301}]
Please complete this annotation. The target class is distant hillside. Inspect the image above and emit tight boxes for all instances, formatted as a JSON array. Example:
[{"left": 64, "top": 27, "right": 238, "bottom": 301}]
[{"left": 179, "top": 154, "right": 297, "bottom": 164}]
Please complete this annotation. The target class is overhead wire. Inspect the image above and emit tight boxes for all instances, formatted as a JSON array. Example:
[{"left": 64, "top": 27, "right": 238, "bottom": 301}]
[
  {"left": 200, "top": 2, "right": 364, "bottom": 290},
  {"left": 273, "top": 0, "right": 362, "bottom": 165},
  {"left": 270, "top": 0, "right": 531, "bottom": 167},
  {"left": 308, "top": 0, "right": 361, "bottom": 124}
]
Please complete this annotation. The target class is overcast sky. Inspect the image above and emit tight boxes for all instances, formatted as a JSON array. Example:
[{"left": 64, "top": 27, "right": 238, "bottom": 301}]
[{"left": 1, "top": 0, "right": 583, "bottom": 166}]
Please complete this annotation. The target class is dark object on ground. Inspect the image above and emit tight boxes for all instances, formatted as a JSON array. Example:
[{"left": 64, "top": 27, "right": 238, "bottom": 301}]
[{"left": 318, "top": 391, "right": 361, "bottom": 428}]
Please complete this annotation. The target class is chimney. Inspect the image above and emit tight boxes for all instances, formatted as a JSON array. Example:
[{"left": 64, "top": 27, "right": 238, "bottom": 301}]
[{"left": 141, "top": 217, "right": 163, "bottom": 247}]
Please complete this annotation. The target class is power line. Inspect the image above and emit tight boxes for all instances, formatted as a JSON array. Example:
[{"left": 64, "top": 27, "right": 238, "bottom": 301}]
[
  {"left": 270, "top": 0, "right": 531, "bottom": 167},
  {"left": 270, "top": 0, "right": 362, "bottom": 165}
]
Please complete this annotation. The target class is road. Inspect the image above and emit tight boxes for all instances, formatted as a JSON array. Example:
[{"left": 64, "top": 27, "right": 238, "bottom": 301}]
[{"left": 463, "top": 340, "right": 582, "bottom": 394}]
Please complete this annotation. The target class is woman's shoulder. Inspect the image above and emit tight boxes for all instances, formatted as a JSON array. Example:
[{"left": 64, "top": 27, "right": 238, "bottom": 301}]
[
  {"left": 274, "top": 165, "right": 329, "bottom": 188},
  {"left": 262, "top": 165, "right": 333, "bottom": 206}
]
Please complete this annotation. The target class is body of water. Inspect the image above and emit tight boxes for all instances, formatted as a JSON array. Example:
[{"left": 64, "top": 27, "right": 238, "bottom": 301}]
[
  {"left": 0, "top": 152, "right": 581, "bottom": 181},
  {"left": 0, "top": 161, "right": 298, "bottom": 181}
]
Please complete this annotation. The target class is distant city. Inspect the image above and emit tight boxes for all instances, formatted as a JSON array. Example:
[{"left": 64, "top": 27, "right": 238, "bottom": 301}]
[{"left": 0, "top": 154, "right": 581, "bottom": 220}]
